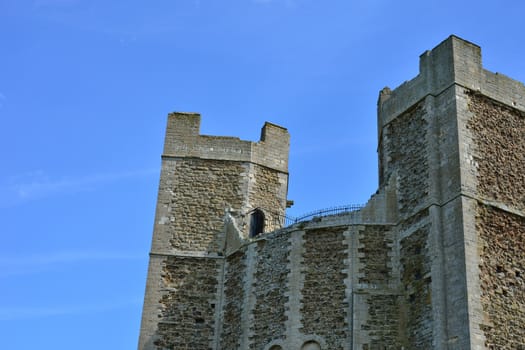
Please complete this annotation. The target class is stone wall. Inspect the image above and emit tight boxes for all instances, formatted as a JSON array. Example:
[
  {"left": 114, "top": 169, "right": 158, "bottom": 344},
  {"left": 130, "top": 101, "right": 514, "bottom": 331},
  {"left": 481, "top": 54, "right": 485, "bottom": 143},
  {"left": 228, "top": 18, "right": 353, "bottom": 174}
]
[
  {"left": 383, "top": 101, "right": 429, "bottom": 217},
  {"left": 467, "top": 92, "right": 525, "bottom": 211},
  {"left": 358, "top": 225, "right": 392, "bottom": 286},
  {"left": 362, "top": 295, "right": 402, "bottom": 350},
  {"left": 477, "top": 205, "right": 525, "bottom": 349},
  {"left": 221, "top": 250, "right": 247, "bottom": 349},
  {"left": 250, "top": 232, "right": 290, "bottom": 349},
  {"left": 400, "top": 224, "right": 432, "bottom": 349},
  {"left": 248, "top": 164, "right": 288, "bottom": 234},
  {"left": 301, "top": 227, "right": 348, "bottom": 349},
  {"left": 154, "top": 256, "right": 219, "bottom": 349},
  {"left": 358, "top": 225, "right": 401, "bottom": 349},
  {"left": 168, "top": 158, "right": 245, "bottom": 252}
]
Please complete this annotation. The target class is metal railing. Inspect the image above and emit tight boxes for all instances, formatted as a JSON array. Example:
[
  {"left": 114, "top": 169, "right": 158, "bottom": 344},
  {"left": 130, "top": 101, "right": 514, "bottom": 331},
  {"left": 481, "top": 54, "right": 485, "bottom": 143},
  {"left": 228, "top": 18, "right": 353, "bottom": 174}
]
[{"left": 266, "top": 204, "right": 365, "bottom": 229}]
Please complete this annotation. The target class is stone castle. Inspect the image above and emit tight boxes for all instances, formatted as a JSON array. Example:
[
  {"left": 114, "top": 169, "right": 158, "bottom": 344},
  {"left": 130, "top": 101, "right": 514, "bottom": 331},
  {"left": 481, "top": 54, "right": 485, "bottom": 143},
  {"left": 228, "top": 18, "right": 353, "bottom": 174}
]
[{"left": 138, "top": 36, "right": 525, "bottom": 349}]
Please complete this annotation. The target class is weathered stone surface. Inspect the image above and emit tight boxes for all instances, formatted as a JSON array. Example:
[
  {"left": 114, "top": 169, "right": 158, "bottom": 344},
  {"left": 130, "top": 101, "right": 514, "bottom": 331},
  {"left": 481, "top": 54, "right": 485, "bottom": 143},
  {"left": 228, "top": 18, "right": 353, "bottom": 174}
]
[
  {"left": 358, "top": 225, "right": 392, "bottom": 286},
  {"left": 300, "top": 227, "right": 348, "bottom": 350},
  {"left": 248, "top": 164, "right": 287, "bottom": 234},
  {"left": 358, "top": 225, "right": 402, "bottom": 349},
  {"left": 363, "top": 294, "right": 403, "bottom": 349},
  {"left": 155, "top": 256, "right": 219, "bottom": 349},
  {"left": 400, "top": 225, "right": 432, "bottom": 349},
  {"left": 250, "top": 232, "right": 290, "bottom": 349},
  {"left": 221, "top": 250, "right": 247, "bottom": 349},
  {"left": 467, "top": 92, "right": 525, "bottom": 211},
  {"left": 168, "top": 158, "right": 245, "bottom": 252},
  {"left": 383, "top": 101, "right": 429, "bottom": 217},
  {"left": 477, "top": 205, "right": 525, "bottom": 349}
]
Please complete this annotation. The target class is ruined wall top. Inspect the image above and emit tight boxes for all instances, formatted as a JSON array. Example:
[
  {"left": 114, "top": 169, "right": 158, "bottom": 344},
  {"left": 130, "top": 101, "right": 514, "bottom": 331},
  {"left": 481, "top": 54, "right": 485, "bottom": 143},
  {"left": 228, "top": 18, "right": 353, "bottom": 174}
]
[
  {"left": 162, "top": 112, "right": 290, "bottom": 173},
  {"left": 378, "top": 35, "right": 525, "bottom": 127}
]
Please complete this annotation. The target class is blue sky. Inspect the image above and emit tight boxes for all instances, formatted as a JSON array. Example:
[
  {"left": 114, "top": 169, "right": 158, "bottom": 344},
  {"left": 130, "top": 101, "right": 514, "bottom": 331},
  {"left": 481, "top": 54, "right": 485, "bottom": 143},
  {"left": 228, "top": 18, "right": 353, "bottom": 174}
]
[{"left": 1, "top": 1, "right": 525, "bottom": 349}]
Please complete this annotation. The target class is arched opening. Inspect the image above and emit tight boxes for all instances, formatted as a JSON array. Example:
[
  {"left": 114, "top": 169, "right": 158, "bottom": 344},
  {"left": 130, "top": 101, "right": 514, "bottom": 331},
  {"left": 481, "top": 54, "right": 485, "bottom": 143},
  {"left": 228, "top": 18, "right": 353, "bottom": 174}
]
[
  {"left": 249, "top": 208, "right": 265, "bottom": 238},
  {"left": 301, "top": 340, "right": 321, "bottom": 350},
  {"left": 268, "top": 346, "right": 282, "bottom": 350}
]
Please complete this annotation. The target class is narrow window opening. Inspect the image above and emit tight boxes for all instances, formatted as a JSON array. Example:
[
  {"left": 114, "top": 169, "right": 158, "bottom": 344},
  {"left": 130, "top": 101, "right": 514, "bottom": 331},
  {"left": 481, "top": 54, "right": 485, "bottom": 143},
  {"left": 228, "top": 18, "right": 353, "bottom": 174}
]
[{"left": 249, "top": 209, "right": 265, "bottom": 238}]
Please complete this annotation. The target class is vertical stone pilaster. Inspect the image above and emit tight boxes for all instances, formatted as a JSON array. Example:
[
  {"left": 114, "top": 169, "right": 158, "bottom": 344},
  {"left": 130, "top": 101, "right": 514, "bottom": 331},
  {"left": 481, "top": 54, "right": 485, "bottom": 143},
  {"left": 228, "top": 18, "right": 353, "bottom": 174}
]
[
  {"left": 350, "top": 225, "right": 369, "bottom": 348},
  {"left": 343, "top": 227, "right": 354, "bottom": 350},
  {"left": 285, "top": 230, "right": 306, "bottom": 349},
  {"left": 138, "top": 255, "right": 165, "bottom": 350},
  {"left": 240, "top": 244, "right": 257, "bottom": 349},
  {"left": 212, "top": 258, "right": 226, "bottom": 350},
  {"left": 428, "top": 204, "right": 448, "bottom": 350},
  {"left": 461, "top": 197, "right": 486, "bottom": 350}
]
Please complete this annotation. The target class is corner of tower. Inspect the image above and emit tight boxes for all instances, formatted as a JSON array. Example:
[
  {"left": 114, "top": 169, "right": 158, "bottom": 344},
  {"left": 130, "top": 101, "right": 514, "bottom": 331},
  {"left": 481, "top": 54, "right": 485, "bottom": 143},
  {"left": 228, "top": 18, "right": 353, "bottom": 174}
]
[
  {"left": 253, "top": 121, "right": 290, "bottom": 174},
  {"left": 163, "top": 111, "right": 201, "bottom": 155}
]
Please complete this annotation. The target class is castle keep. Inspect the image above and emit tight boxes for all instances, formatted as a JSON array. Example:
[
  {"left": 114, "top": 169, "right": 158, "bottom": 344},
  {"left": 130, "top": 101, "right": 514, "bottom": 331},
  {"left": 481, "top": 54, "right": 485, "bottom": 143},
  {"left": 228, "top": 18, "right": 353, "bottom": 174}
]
[{"left": 138, "top": 36, "right": 525, "bottom": 349}]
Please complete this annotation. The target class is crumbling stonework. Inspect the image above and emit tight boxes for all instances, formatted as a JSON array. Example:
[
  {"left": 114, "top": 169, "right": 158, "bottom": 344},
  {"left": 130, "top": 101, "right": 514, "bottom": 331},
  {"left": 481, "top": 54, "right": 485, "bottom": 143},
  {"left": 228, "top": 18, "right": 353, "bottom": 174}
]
[
  {"left": 300, "top": 227, "right": 348, "bottom": 350},
  {"left": 155, "top": 256, "right": 219, "bottom": 349},
  {"left": 477, "top": 205, "right": 525, "bottom": 349}
]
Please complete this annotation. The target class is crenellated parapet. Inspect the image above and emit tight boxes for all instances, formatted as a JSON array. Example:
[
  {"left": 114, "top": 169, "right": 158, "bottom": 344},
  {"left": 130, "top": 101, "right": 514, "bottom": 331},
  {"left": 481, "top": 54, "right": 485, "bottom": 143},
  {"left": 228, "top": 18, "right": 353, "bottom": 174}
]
[{"left": 163, "top": 112, "right": 289, "bottom": 173}]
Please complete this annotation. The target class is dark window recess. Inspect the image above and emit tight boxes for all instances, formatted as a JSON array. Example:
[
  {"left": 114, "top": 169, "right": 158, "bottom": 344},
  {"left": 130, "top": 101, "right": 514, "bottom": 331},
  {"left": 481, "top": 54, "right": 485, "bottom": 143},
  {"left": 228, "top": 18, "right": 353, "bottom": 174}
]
[{"left": 249, "top": 209, "right": 265, "bottom": 238}]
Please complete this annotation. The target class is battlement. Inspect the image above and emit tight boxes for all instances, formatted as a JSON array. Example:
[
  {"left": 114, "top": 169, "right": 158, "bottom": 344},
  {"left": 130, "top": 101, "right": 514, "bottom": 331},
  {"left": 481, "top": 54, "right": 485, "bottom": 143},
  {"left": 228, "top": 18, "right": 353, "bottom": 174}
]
[
  {"left": 163, "top": 112, "right": 289, "bottom": 173},
  {"left": 378, "top": 35, "right": 525, "bottom": 128}
]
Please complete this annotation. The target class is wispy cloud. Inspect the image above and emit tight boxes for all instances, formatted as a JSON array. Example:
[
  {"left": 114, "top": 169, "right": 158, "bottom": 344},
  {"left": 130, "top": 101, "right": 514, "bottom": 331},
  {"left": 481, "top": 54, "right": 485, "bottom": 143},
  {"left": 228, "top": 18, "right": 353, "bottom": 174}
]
[
  {"left": 0, "top": 298, "right": 142, "bottom": 321},
  {"left": 0, "top": 168, "right": 157, "bottom": 207}
]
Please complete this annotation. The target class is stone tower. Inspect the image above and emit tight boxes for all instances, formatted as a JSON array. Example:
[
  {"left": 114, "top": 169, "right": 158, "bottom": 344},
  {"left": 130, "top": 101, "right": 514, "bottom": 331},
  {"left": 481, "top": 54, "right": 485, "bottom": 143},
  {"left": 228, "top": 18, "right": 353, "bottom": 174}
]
[
  {"left": 138, "top": 113, "right": 290, "bottom": 349},
  {"left": 376, "top": 36, "right": 525, "bottom": 349},
  {"left": 138, "top": 36, "right": 525, "bottom": 349}
]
